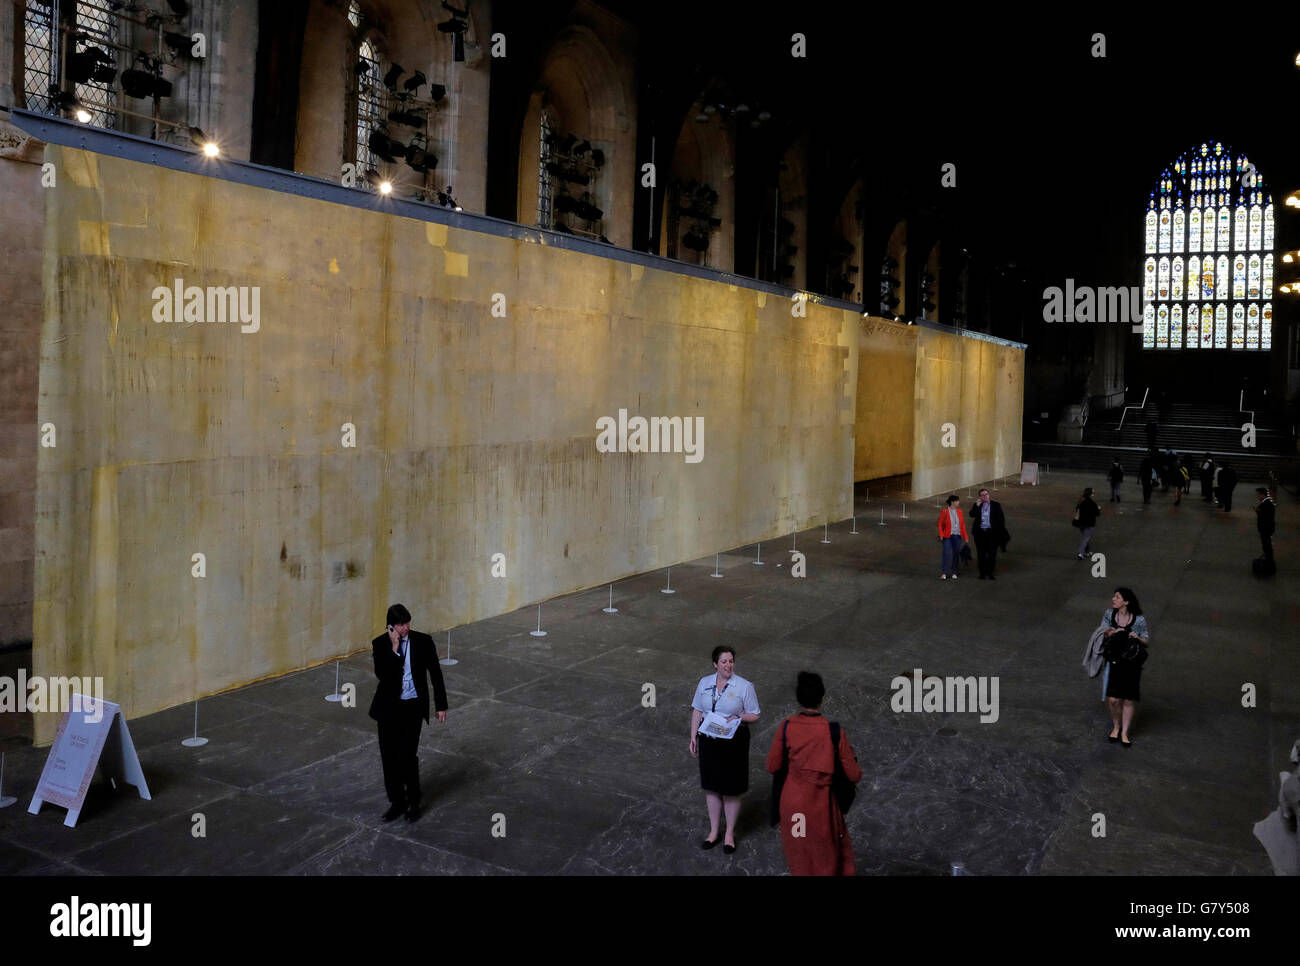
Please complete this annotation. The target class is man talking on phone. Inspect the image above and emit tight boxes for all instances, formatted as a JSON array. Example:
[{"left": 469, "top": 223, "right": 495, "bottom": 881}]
[{"left": 368, "top": 603, "right": 448, "bottom": 823}]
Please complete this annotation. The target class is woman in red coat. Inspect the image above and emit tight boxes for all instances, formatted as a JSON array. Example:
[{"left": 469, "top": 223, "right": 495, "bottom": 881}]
[
  {"left": 765, "top": 672, "right": 863, "bottom": 875},
  {"left": 936, "top": 494, "right": 969, "bottom": 579}
]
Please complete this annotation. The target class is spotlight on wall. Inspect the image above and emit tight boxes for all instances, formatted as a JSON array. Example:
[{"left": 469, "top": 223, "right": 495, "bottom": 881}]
[
  {"left": 388, "top": 108, "right": 426, "bottom": 127},
  {"left": 368, "top": 126, "right": 406, "bottom": 163},
  {"left": 383, "top": 63, "right": 405, "bottom": 92},
  {"left": 166, "top": 0, "right": 190, "bottom": 16},
  {"left": 121, "top": 54, "right": 172, "bottom": 99},
  {"left": 49, "top": 86, "right": 93, "bottom": 122},
  {"left": 403, "top": 70, "right": 427, "bottom": 94},
  {"left": 428, "top": 83, "right": 446, "bottom": 102},
  {"left": 67, "top": 43, "right": 115, "bottom": 84},
  {"left": 437, "top": 187, "right": 462, "bottom": 211},
  {"left": 405, "top": 134, "right": 438, "bottom": 174},
  {"left": 188, "top": 126, "right": 218, "bottom": 156},
  {"left": 438, "top": 1, "right": 469, "bottom": 62}
]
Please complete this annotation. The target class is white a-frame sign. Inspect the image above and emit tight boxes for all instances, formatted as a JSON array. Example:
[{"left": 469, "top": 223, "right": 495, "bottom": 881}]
[{"left": 28, "top": 695, "right": 151, "bottom": 827}]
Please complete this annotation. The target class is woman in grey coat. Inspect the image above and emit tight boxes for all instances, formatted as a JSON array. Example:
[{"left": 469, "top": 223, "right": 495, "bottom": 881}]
[{"left": 1099, "top": 587, "right": 1150, "bottom": 748}]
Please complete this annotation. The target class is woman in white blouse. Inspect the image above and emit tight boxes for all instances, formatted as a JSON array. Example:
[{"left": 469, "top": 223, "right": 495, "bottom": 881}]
[{"left": 689, "top": 646, "right": 761, "bottom": 854}]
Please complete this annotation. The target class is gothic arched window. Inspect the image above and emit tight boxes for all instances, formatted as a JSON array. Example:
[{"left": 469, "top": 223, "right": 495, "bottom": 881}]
[
  {"left": 1142, "top": 141, "right": 1274, "bottom": 351},
  {"left": 349, "top": 5, "right": 388, "bottom": 183}
]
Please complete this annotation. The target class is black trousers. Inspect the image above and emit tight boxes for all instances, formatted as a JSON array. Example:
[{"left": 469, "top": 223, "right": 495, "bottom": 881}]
[
  {"left": 973, "top": 529, "right": 998, "bottom": 577},
  {"left": 377, "top": 699, "right": 424, "bottom": 807},
  {"left": 1221, "top": 488, "right": 1234, "bottom": 512},
  {"left": 1260, "top": 533, "right": 1274, "bottom": 563}
]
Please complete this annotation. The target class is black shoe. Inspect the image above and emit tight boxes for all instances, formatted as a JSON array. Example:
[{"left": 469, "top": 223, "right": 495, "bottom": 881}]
[
  {"left": 382, "top": 803, "right": 406, "bottom": 822},
  {"left": 1107, "top": 733, "right": 1119, "bottom": 743},
  {"left": 701, "top": 837, "right": 719, "bottom": 850},
  {"left": 404, "top": 803, "right": 422, "bottom": 822},
  {"left": 723, "top": 843, "right": 736, "bottom": 855},
  {"left": 1120, "top": 737, "right": 1132, "bottom": 749}
]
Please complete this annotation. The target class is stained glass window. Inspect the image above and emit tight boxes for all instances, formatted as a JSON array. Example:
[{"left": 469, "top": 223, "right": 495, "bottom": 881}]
[
  {"left": 1141, "top": 142, "right": 1272, "bottom": 351},
  {"left": 22, "top": 1, "right": 57, "bottom": 113}
]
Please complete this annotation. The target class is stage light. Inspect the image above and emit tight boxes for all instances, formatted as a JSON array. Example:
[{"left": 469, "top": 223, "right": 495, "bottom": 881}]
[
  {"left": 437, "top": 187, "right": 462, "bottom": 210},
  {"left": 404, "top": 134, "right": 437, "bottom": 174},
  {"left": 439, "top": 1, "right": 469, "bottom": 62},
  {"left": 68, "top": 45, "right": 115, "bottom": 85},
  {"left": 428, "top": 83, "right": 446, "bottom": 102},
  {"left": 389, "top": 108, "right": 425, "bottom": 127},
  {"left": 1284, "top": 253, "right": 1295, "bottom": 263},
  {"left": 121, "top": 55, "right": 172, "bottom": 99},
  {"left": 590, "top": 148, "right": 604, "bottom": 167},
  {"left": 403, "top": 70, "right": 427, "bottom": 94},
  {"left": 187, "top": 126, "right": 218, "bottom": 155},
  {"left": 735, "top": 103, "right": 749, "bottom": 113},
  {"left": 383, "top": 63, "right": 405, "bottom": 91},
  {"left": 167, "top": 0, "right": 190, "bottom": 15},
  {"left": 757, "top": 110, "right": 771, "bottom": 121},
  {"left": 368, "top": 127, "right": 406, "bottom": 163},
  {"left": 380, "top": 181, "right": 393, "bottom": 195}
]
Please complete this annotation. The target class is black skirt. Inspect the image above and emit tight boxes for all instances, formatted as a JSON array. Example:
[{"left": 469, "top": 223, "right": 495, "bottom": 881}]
[
  {"left": 698, "top": 723, "right": 750, "bottom": 795},
  {"left": 1105, "top": 659, "right": 1141, "bottom": 702}
]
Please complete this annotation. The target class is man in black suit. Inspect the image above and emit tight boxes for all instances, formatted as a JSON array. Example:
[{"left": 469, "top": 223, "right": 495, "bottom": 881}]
[
  {"left": 1218, "top": 462, "right": 1238, "bottom": 512},
  {"left": 1254, "top": 487, "right": 1275, "bottom": 565},
  {"left": 369, "top": 603, "right": 448, "bottom": 823},
  {"left": 969, "top": 488, "right": 1007, "bottom": 580}
]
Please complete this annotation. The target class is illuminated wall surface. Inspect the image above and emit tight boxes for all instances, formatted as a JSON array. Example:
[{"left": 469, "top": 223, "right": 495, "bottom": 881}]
[
  {"left": 33, "top": 144, "right": 864, "bottom": 742},
  {"left": 854, "top": 316, "right": 917, "bottom": 482},
  {"left": 910, "top": 327, "right": 1025, "bottom": 500}
]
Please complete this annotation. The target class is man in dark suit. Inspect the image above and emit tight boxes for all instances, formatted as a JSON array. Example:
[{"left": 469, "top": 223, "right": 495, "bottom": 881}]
[
  {"left": 1254, "top": 487, "right": 1275, "bottom": 565},
  {"left": 369, "top": 603, "right": 448, "bottom": 823},
  {"left": 968, "top": 488, "right": 1007, "bottom": 580}
]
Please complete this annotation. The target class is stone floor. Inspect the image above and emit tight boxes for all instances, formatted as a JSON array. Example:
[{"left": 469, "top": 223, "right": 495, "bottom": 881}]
[{"left": 1, "top": 469, "right": 1294, "bottom": 875}]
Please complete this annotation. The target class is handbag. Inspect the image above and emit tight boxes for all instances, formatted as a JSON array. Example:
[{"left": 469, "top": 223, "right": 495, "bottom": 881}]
[
  {"left": 828, "top": 722, "right": 857, "bottom": 815},
  {"left": 769, "top": 719, "right": 789, "bottom": 827}
]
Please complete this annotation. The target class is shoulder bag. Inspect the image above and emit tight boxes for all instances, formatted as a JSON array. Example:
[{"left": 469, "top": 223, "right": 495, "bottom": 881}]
[{"left": 769, "top": 719, "right": 789, "bottom": 827}]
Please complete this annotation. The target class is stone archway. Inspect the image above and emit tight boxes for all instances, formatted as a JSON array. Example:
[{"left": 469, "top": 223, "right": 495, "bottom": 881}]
[
  {"left": 517, "top": 25, "right": 635, "bottom": 247},
  {"left": 657, "top": 104, "right": 735, "bottom": 270}
]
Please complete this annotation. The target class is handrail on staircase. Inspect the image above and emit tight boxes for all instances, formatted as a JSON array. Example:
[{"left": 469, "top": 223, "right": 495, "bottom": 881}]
[
  {"left": 1238, "top": 390, "right": 1254, "bottom": 429},
  {"left": 1118, "top": 387, "right": 1149, "bottom": 433}
]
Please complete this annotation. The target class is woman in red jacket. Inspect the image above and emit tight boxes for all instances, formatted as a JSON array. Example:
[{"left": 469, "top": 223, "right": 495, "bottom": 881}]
[
  {"left": 766, "top": 672, "right": 863, "bottom": 875},
  {"left": 936, "top": 494, "right": 969, "bottom": 579}
]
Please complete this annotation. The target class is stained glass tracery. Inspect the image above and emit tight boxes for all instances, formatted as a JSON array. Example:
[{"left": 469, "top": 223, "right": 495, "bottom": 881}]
[{"left": 1142, "top": 141, "right": 1272, "bottom": 351}]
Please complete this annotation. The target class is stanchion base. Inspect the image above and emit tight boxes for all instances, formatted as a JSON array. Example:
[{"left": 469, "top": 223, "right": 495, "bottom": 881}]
[
  {"left": 0, "top": 796, "right": 17, "bottom": 808},
  {"left": 325, "top": 693, "right": 344, "bottom": 703},
  {"left": 439, "top": 658, "right": 459, "bottom": 666},
  {"left": 711, "top": 573, "right": 724, "bottom": 578},
  {"left": 529, "top": 630, "right": 548, "bottom": 637},
  {"left": 181, "top": 737, "right": 209, "bottom": 748},
  {"left": 602, "top": 606, "right": 619, "bottom": 613},
  {"left": 820, "top": 539, "right": 831, "bottom": 544},
  {"left": 660, "top": 588, "right": 676, "bottom": 594},
  {"left": 751, "top": 561, "right": 765, "bottom": 565}
]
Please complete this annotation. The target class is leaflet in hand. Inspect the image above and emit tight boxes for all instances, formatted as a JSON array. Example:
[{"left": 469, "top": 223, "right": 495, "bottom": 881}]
[{"left": 698, "top": 712, "right": 741, "bottom": 740}]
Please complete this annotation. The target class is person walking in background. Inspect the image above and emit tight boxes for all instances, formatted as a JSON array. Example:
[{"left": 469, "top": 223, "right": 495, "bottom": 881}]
[
  {"left": 1107, "top": 458, "right": 1124, "bottom": 503},
  {"left": 1074, "top": 487, "right": 1101, "bottom": 560},
  {"left": 1255, "top": 487, "right": 1276, "bottom": 569},
  {"left": 1139, "top": 451, "right": 1154, "bottom": 505},
  {"left": 969, "top": 488, "right": 1007, "bottom": 580},
  {"left": 936, "top": 494, "right": 968, "bottom": 580},
  {"left": 1218, "top": 462, "right": 1238, "bottom": 512},
  {"left": 766, "top": 672, "right": 862, "bottom": 876},
  {"left": 1171, "top": 456, "right": 1188, "bottom": 506},
  {"left": 1199, "top": 453, "right": 1216, "bottom": 503},
  {"left": 689, "top": 646, "right": 761, "bottom": 854},
  {"left": 1099, "top": 588, "right": 1150, "bottom": 748}
]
